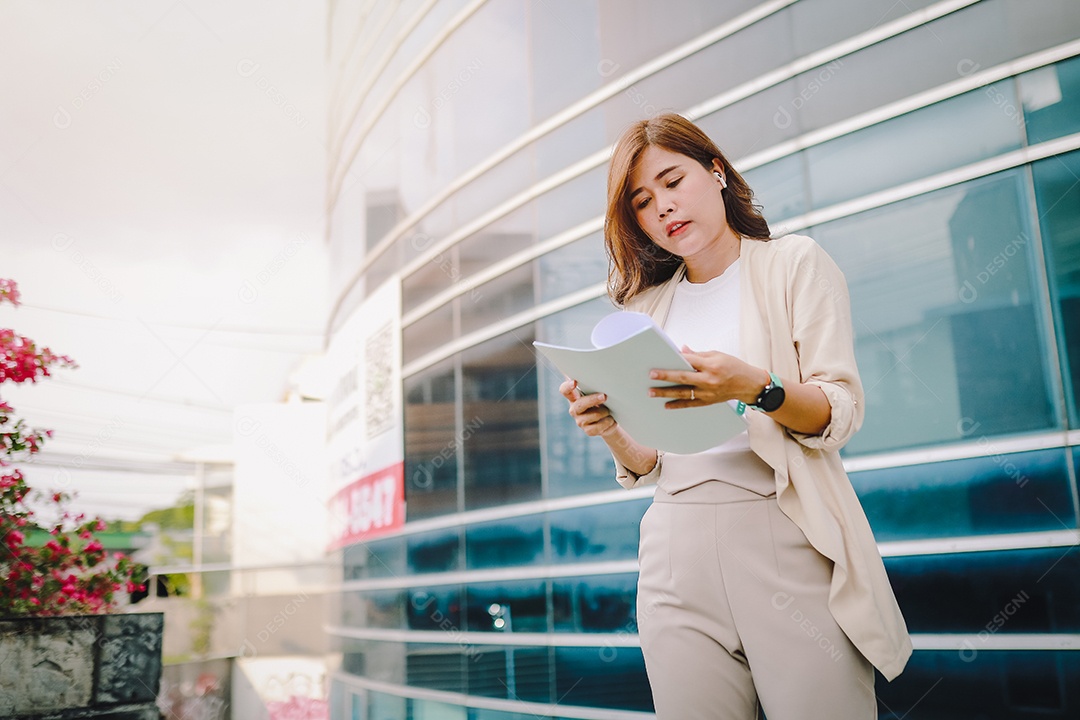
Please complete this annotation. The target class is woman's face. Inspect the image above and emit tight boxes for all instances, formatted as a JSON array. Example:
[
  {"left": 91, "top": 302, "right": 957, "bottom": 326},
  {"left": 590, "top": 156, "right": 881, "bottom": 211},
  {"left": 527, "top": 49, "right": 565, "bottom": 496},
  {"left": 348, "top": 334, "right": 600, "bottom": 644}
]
[{"left": 628, "top": 145, "right": 728, "bottom": 261}]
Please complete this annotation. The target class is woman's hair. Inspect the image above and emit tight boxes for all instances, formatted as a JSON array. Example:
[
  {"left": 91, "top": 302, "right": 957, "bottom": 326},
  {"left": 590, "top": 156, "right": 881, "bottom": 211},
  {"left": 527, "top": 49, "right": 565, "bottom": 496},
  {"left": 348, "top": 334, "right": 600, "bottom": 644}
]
[{"left": 604, "top": 113, "right": 771, "bottom": 305}]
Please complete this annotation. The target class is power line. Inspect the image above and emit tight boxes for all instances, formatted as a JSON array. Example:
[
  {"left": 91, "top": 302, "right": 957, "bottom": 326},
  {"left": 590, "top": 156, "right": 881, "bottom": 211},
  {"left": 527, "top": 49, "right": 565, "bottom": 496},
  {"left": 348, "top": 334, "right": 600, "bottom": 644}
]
[
  {"left": 14, "top": 452, "right": 212, "bottom": 475},
  {"left": 38, "top": 432, "right": 203, "bottom": 454},
  {"left": 13, "top": 403, "right": 230, "bottom": 436},
  {"left": 11, "top": 302, "right": 327, "bottom": 338},
  {"left": 39, "top": 378, "right": 234, "bottom": 413}
]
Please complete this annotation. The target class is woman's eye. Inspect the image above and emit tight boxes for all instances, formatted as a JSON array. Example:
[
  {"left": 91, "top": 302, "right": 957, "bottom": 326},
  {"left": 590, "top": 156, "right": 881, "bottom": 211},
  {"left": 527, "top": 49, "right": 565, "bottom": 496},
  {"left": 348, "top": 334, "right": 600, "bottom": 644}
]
[
  {"left": 636, "top": 197, "right": 651, "bottom": 210},
  {"left": 667, "top": 177, "right": 682, "bottom": 189}
]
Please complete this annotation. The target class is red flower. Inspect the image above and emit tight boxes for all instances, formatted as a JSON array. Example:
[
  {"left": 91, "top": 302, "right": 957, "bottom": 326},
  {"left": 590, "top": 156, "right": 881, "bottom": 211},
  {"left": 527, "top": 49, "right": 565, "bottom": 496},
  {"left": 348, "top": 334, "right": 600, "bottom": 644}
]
[
  {"left": 0, "top": 278, "right": 20, "bottom": 306},
  {"left": 0, "top": 280, "right": 134, "bottom": 618}
]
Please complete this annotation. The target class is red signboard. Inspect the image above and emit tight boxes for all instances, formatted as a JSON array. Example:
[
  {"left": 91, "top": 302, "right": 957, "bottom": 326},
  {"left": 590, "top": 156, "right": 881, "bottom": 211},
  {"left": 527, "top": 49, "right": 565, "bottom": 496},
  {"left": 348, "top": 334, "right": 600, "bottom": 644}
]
[{"left": 327, "top": 462, "right": 404, "bottom": 550}]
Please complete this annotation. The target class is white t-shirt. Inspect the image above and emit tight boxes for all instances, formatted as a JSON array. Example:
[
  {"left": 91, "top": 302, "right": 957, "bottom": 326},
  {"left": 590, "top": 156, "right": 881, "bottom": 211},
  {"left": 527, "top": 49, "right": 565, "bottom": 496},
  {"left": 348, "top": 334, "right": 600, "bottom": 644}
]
[{"left": 662, "top": 259, "right": 777, "bottom": 495}]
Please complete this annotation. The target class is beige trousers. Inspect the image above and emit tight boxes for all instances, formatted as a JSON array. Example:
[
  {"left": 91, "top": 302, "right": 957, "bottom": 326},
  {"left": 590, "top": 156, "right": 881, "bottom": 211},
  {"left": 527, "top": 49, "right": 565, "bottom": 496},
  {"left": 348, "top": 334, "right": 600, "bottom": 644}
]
[{"left": 636, "top": 481, "right": 877, "bottom": 720}]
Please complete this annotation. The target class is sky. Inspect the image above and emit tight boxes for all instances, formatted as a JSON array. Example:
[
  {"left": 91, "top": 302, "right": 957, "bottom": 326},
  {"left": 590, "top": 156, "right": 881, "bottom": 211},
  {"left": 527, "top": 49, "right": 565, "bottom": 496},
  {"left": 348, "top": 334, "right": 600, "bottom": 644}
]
[{"left": 1, "top": 1, "right": 329, "bottom": 520}]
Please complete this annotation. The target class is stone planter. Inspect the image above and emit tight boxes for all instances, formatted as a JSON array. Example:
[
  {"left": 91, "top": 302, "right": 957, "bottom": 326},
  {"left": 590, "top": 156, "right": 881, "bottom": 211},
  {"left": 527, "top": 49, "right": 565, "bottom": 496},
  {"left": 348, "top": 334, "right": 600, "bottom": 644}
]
[{"left": 0, "top": 612, "right": 163, "bottom": 720}]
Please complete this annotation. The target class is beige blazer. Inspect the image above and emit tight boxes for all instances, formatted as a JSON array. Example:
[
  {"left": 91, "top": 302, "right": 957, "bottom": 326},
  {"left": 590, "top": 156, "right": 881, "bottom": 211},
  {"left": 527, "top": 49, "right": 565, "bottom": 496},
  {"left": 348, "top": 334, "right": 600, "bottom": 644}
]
[{"left": 613, "top": 233, "right": 912, "bottom": 681}]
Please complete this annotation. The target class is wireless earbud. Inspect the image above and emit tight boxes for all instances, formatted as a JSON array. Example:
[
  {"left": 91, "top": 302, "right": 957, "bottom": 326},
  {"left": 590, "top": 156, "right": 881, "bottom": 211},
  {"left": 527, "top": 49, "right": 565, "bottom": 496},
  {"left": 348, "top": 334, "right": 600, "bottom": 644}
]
[{"left": 714, "top": 171, "right": 727, "bottom": 188}]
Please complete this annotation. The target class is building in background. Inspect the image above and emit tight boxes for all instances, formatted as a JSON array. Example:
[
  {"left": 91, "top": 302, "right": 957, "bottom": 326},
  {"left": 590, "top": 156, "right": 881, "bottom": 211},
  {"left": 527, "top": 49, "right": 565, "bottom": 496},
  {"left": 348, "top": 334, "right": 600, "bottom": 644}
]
[{"left": 323, "top": 1, "right": 1080, "bottom": 717}]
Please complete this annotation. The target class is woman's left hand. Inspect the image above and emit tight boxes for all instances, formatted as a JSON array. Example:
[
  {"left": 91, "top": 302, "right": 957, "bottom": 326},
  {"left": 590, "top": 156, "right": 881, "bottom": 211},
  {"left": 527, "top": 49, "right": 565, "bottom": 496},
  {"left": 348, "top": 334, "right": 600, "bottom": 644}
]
[{"left": 648, "top": 347, "right": 768, "bottom": 409}]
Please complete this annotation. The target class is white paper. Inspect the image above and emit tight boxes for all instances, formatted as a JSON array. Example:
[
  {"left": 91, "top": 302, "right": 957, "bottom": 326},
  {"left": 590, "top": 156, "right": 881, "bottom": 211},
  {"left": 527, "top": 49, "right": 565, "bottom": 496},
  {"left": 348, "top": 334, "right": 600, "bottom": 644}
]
[{"left": 534, "top": 311, "right": 746, "bottom": 454}]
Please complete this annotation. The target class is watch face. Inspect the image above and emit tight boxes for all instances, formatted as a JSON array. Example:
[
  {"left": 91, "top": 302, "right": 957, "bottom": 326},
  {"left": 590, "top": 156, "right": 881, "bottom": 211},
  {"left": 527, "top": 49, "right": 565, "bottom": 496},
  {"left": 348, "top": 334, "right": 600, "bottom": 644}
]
[{"left": 759, "top": 386, "right": 785, "bottom": 412}]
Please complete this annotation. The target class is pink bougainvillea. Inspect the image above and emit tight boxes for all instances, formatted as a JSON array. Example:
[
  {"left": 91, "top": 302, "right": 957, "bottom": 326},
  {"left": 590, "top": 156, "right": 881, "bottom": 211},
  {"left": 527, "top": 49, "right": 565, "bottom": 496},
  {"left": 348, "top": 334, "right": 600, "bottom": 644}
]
[{"left": 0, "top": 278, "right": 141, "bottom": 616}]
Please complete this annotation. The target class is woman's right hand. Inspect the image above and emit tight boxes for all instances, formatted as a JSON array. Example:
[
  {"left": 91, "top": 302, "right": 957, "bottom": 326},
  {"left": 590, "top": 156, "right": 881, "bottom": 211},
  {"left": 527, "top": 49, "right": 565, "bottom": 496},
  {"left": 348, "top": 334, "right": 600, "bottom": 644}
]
[
  {"left": 559, "top": 379, "right": 618, "bottom": 438},
  {"left": 558, "top": 377, "right": 659, "bottom": 478}
]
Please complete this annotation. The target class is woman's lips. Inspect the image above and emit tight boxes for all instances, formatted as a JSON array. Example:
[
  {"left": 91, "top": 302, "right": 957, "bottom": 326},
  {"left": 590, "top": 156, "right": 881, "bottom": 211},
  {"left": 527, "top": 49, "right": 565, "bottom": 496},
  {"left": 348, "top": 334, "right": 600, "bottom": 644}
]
[{"left": 666, "top": 220, "right": 690, "bottom": 237}]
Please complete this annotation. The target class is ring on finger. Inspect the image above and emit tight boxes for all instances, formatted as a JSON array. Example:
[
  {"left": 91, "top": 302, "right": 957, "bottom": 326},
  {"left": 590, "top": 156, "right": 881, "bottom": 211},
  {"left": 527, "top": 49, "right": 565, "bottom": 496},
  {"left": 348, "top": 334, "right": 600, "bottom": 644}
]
[{"left": 690, "top": 388, "right": 695, "bottom": 401}]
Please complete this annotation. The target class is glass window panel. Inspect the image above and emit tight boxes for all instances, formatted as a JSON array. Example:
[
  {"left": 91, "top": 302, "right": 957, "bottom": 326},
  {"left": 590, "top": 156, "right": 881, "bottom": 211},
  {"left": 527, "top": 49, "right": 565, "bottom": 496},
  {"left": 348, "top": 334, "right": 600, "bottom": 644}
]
[
  {"left": 789, "top": 0, "right": 938, "bottom": 57},
  {"left": 595, "top": 1, "right": 761, "bottom": 84},
  {"left": 356, "top": 0, "right": 469, "bottom": 137},
  {"left": 465, "top": 579, "right": 549, "bottom": 633},
  {"left": 457, "top": 2, "right": 534, "bottom": 160},
  {"left": 537, "top": 299, "right": 626, "bottom": 497},
  {"left": 465, "top": 647, "right": 551, "bottom": 703},
  {"left": 791, "top": 0, "right": 1080, "bottom": 136},
  {"left": 876, "top": 650, "right": 1079, "bottom": 718},
  {"left": 884, "top": 546, "right": 1080, "bottom": 634},
  {"left": 851, "top": 449, "right": 1076, "bottom": 541},
  {"left": 363, "top": 243, "right": 402, "bottom": 300},
  {"left": 739, "top": 152, "right": 807, "bottom": 226},
  {"left": 415, "top": 1, "right": 531, "bottom": 184},
  {"left": 535, "top": 165, "right": 606, "bottom": 240},
  {"left": 331, "top": 279, "right": 366, "bottom": 337},
  {"left": 529, "top": 0, "right": 602, "bottom": 123},
  {"left": 1032, "top": 149, "right": 1080, "bottom": 426},
  {"left": 805, "top": 86, "right": 1024, "bottom": 209},
  {"left": 507, "top": 647, "right": 550, "bottom": 704},
  {"left": 403, "top": 302, "right": 455, "bottom": 367},
  {"left": 698, "top": 81, "right": 806, "bottom": 162},
  {"left": 538, "top": 233, "right": 606, "bottom": 304},
  {"left": 534, "top": 108, "right": 606, "bottom": 177},
  {"left": 553, "top": 647, "right": 652, "bottom": 712},
  {"left": 450, "top": 149, "right": 536, "bottom": 241},
  {"left": 329, "top": 178, "right": 368, "bottom": 301},
  {"left": 461, "top": 330, "right": 542, "bottom": 510},
  {"left": 812, "top": 171, "right": 1057, "bottom": 455},
  {"left": 549, "top": 500, "right": 648, "bottom": 564},
  {"left": 369, "top": 689, "right": 408, "bottom": 720},
  {"left": 343, "top": 589, "right": 405, "bottom": 630},
  {"left": 407, "top": 527, "right": 461, "bottom": 574},
  {"left": 459, "top": 263, "right": 536, "bottom": 338},
  {"left": 411, "top": 698, "right": 468, "bottom": 720},
  {"left": 623, "top": 10, "right": 795, "bottom": 131},
  {"left": 402, "top": 246, "right": 458, "bottom": 315},
  {"left": 366, "top": 188, "right": 406, "bottom": 252},
  {"left": 401, "top": 0, "right": 474, "bottom": 80},
  {"left": 465, "top": 515, "right": 544, "bottom": 569},
  {"left": 405, "top": 644, "right": 467, "bottom": 694},
  {"left": 552, "top": 573, "right": 638, "bottom": 633},
  {"left": 464, "top": 648, "right": 511, "bottom": 699},
  {"left": 345, "top": 688, "right": 358, "bottom": 720},
  {"left": 458, "top": 205, "right": 536, "bottom": 280},
  {"left": 351, "top": 98, "right": 407, "bottom": 250},
  {"left": 342, "top": 638, "right": 406, "bottom": 684},
  {"left": 340, "top": 639, "right": 365, "bottom": 677},
  {"left": 1021, "top": 55, "right": 1080, "bottom": 146},
  {"left": 407, "top": 586, "right": 463, "bottom": 631},
  {"left": 405, "top": 359, "right": 460, "bottom": 520},
  {"left": 400, "top": 207, "right": 459, "bottom": 272},
  {"left": 343, "top": 536, "right": 405, "bottom": 580},
  {"left": 471, "top": 703, "right": 553, "bottom": 720}
]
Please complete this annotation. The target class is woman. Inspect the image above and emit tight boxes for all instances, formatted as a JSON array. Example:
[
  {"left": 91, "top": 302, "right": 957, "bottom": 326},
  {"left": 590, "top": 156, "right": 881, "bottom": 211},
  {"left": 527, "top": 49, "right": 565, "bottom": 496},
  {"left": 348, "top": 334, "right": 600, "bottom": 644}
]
[{"left": 559, "top": 113, "right": 911, "bottom": 719}]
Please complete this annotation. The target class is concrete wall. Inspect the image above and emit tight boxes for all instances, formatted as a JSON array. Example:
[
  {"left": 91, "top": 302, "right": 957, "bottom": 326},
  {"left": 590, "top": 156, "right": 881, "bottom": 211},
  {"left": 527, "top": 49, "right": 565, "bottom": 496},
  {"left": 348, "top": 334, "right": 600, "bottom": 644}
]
[{"left": 0, "top": 613, "right": 163, "bottom": 720}]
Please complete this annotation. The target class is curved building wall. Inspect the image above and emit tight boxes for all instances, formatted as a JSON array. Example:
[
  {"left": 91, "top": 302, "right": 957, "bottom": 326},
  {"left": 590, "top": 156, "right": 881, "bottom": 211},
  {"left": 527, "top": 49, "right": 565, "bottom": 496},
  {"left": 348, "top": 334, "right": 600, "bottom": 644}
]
[{"left": 325, "top": 1, "right": 1080, "bottom": 717}]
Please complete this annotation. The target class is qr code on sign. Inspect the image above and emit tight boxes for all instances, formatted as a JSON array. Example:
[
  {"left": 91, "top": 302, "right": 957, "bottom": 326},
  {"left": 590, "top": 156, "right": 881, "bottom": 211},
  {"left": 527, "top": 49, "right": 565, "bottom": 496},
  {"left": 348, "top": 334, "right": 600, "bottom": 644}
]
[{"left": 365, "top": 323, "right": 394, "bottom": 438}]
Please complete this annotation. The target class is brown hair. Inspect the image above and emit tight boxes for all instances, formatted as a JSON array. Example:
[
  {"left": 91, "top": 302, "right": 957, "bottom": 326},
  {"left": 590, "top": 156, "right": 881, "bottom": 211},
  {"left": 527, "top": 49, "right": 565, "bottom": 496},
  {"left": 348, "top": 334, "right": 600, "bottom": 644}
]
[{"left": 604, "top": 113, "right": 771, "bottom": 305}]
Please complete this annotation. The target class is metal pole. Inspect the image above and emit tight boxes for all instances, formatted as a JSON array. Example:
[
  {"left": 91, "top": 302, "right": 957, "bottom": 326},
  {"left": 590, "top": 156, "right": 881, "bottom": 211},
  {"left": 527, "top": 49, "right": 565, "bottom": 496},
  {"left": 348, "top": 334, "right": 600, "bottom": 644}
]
[{"left": 192, "top": 461, "right": 204, "bottom": 599}]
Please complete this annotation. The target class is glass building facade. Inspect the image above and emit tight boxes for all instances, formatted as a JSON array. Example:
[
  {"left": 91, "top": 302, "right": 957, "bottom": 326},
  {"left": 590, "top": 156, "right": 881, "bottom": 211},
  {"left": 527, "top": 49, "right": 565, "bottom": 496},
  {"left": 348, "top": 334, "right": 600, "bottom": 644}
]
[{"left": 324, "top": 1, "right": 1080, "bottom": 717}]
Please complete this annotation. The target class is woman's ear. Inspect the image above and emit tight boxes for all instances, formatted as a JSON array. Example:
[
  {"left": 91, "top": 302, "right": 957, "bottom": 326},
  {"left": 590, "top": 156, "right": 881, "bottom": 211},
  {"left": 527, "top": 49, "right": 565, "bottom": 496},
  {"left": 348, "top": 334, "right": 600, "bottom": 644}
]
[{"left": 710, "top": 158, "right": 726, "bottom": 186}]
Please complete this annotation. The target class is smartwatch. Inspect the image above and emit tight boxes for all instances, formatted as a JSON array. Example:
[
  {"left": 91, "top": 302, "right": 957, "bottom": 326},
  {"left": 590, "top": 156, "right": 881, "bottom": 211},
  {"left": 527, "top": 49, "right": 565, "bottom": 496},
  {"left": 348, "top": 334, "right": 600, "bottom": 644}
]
[{"left": 753, "top": 372, "right": 785, "bottom": 412}]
